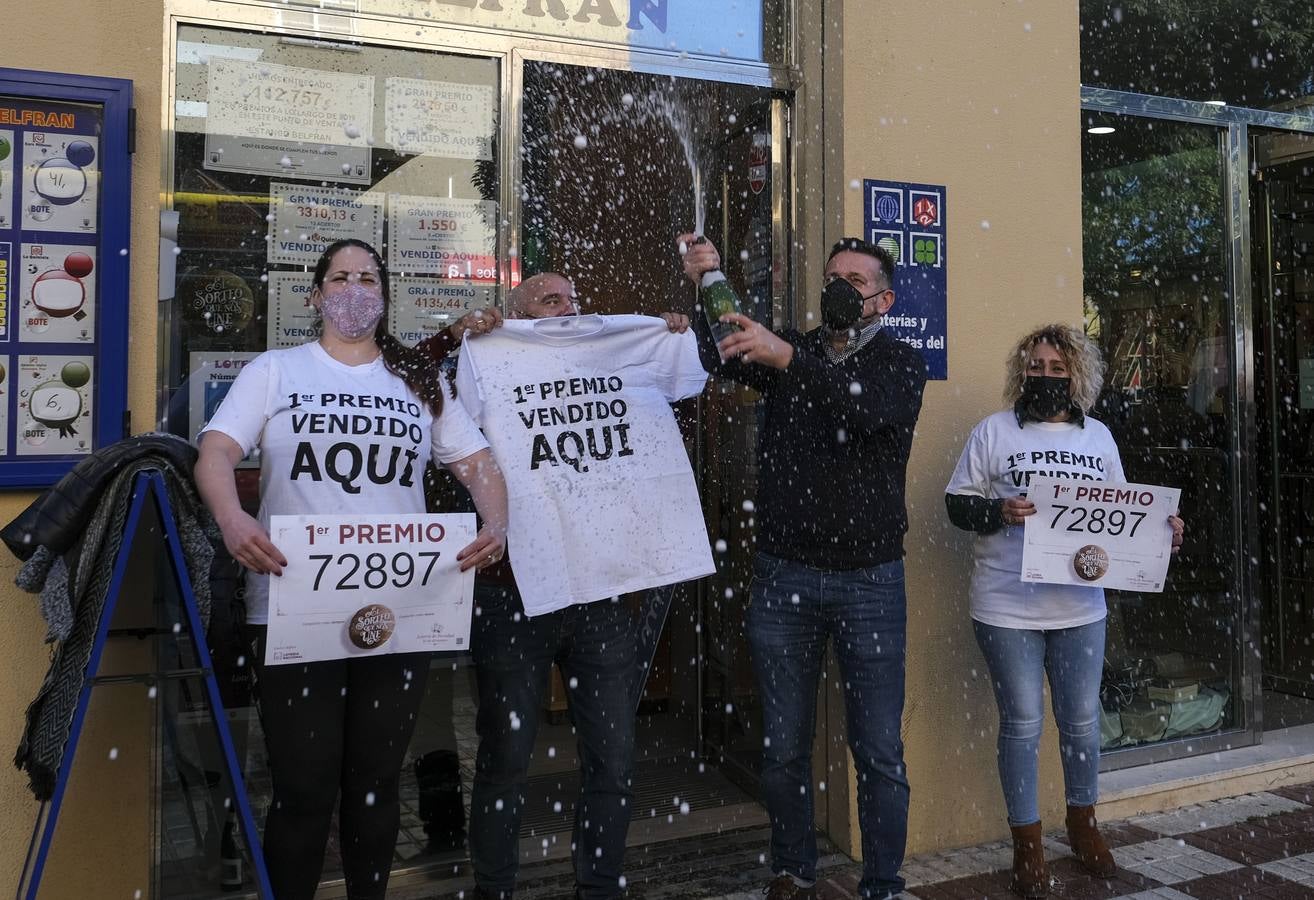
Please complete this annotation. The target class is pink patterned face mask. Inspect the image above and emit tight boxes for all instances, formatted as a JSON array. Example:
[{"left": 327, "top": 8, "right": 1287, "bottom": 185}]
[{"left": 320, "top": 282, "right": 384, "bottom": 339}]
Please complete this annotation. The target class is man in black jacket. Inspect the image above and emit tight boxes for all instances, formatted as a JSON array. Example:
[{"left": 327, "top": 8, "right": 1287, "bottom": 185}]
[{"left": 679, "top": 235, "right": 927, "bottom": 900}]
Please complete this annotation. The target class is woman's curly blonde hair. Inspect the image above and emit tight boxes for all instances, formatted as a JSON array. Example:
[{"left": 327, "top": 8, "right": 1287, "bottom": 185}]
[{"left": 1002, "top": 323, "right": 1106, "bottom": 414}]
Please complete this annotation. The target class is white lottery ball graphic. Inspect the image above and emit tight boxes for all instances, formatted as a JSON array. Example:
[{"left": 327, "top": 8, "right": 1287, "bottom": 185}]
[
  {"left": 30, "top": 383, "right": 82, "bottom": 431},
  {"left": 34, "top": 158, "right": 87, "bottom": 205},
  {"left": 31, "top": 270, "right": 85, "bottom": 317}
]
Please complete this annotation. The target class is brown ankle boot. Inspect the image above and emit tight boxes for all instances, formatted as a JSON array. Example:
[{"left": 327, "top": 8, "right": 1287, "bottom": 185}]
[
  {"left": 1009, "top": 821, "right": 1048, "bottom": 898},
  {"left": 1065, "top": 804, "right": 1117, "bottom": 877}
]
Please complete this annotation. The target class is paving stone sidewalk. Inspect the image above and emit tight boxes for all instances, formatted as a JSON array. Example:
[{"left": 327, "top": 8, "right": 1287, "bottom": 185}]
[
  {"left": 705, "top": 782, "right": 1314, "bottom": 900},
  {"left": 402, "top": 782, "right": 1314, "bottom": 898}
]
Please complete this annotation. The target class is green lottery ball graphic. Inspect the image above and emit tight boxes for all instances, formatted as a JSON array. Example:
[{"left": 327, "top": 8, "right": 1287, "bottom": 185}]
[
  {"left": 0, "top": 135, "right": 10, "bottom": 162},
  {"left": 60, "top": 361, "right": 90, "bottom": 389}
]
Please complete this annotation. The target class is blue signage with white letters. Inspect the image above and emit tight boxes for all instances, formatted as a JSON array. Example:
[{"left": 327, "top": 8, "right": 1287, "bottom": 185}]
[{"left": 863, "top": 178, "right": 948, "bottom": 380}]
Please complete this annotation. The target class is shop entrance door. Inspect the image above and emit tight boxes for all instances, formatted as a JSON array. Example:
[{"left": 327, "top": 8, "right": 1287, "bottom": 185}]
[
  {"left": 1253, "top": 130, "right": 1314, "bottom": 726},
  {"left": 516, "top": 59, "right": 790, "bottom": 799}
]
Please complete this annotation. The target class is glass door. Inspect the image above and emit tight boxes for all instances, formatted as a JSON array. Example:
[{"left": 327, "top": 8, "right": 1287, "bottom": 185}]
[
  {"left": 516, "top": 60, "right": 788, "bottom": 795},
  {"left": 1253, "top": 129, "right": 1314, "bottom": 727},
  {"left": 162, "top": 24, "right": 503, "bottom": 896},
  {"left": 1080, "top": 111, "right": 1248, "bottom": 765}
]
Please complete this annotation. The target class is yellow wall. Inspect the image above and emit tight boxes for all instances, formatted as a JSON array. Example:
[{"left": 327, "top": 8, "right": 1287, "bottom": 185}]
[
  {"left": 6, "top": 0, "right": 164, "bottom": 894},
  {"left": 838, "top": 1, "right": 1084, "bottom": 853}
]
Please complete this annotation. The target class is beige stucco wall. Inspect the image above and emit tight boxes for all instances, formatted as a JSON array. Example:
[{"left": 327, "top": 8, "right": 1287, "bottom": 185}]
[
  {"left": 0, "top": 0, "right": 1086, "bottom": 890},
  {"left": 6, "top": 0, "right": 164, "bottom": 894},
  {"left": 838, "top": 1, "right": 1085, "bottom": 854}
]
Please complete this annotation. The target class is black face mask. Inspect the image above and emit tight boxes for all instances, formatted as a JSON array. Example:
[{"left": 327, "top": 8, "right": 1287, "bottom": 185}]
[
  {"left": 1018, "top": 375, "right": 1073, "bottom": 420},
  {"left": 821, "top": 278, "right": 869, "bottom": 331}
]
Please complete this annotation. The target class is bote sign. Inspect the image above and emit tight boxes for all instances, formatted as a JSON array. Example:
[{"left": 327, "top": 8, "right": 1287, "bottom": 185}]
[{"left": 432, "top": 0, "right": 668, "bottom": 32}]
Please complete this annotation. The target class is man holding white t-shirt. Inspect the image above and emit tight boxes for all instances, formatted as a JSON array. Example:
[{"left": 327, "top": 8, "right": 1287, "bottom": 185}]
[{"left": 455, "top": 273, "right": 710, "bottom": 900}]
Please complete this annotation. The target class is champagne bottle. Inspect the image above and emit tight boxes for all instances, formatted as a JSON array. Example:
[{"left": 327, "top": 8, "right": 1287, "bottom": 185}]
[
  {"left": 220, "top": 816, "right": 243, "bottom": 891},
  {"left": 700, "top": 270, "right": 743, "bottom": 343}
]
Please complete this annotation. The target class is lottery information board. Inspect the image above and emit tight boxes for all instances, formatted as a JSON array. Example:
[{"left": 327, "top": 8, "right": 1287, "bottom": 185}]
[{"left": 0, "top": 69, "right": 131, "bottom": 486}]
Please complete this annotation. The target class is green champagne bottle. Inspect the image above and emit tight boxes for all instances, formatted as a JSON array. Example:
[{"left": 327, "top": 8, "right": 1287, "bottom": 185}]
[{"left": 700, "top": 270, "right": 743, "bottom": 343}]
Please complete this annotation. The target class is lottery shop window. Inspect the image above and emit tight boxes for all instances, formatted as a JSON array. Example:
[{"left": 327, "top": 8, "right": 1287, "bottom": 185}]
[{"left": 162, "top": 25, "right": 501, "bottom": 445}]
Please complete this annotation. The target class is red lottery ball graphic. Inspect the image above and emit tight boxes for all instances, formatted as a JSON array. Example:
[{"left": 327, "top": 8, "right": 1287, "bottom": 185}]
[
  {"left": 63, "top": 252, "right": 94, "bottom": 278},
  {"left": 31, "top": 270, "right": 86, "bottom": 317}
]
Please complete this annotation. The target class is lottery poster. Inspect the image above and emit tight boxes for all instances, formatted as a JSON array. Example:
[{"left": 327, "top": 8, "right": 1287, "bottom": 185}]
[
  {"left": 0, "top": 130, "right": 12, "bottom": 230},
  {"left": 187, "top": 352, "right": 260, "bottom": 466},
  {"left": 386, "top": 194, "right": 498, "bottom": 280},
  {"left": 266, "top": 182, "right": 385, "bottom": 267},
  {"left": 21, "top": 131, "right": 98, "bottom": 234},
  {"left": 204, "top": 58, "right": 374, "bottom": 184},
  {"left": 18, "top": 243, "right": 96, "bottom": 343},
  {"left": 15, "top": 354, "right": 93, "bottom": 456},
  {"left": 266, "top": 271, "right": 321, "bottom": 349},
  {"left": 391, "top": 277, "right": 492, "bottom": 346}
]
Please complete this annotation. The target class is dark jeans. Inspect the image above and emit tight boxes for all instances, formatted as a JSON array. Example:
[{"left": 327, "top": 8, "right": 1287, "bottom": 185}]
[
  {"left": 469, "top": 583, "right": 637, "bottom": 900},
  {"left": 746, "top": 553, "right": 910, "bottom": 899},
  {"left": 250, "top": 627, "right": 429, "bottom": 900}
]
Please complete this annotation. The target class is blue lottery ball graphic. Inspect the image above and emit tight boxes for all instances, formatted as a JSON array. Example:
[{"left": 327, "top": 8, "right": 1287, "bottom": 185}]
[
  {"left": 65, "top": 140, "right": 95, "bottom": 168},
  {"left": 875, "top": 194, "right": 900, "bottom": 222}
]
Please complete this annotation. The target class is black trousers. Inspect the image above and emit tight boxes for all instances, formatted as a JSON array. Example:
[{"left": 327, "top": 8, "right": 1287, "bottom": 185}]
[{"left": 251, "top": 627, "right": 429, "bottom": 900}]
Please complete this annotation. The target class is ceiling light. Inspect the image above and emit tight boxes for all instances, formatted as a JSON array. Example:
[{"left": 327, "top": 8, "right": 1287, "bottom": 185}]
[
  {"left": 1204, "top": 100, "right": 1227, "bottom": 106},
  {"left": 1087, "top": 126, "right": 1116, "bottom": 134}
]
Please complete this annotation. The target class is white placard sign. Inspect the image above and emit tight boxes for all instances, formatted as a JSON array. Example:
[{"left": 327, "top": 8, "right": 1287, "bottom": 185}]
[
  {"left": 265, "top": 271, "right": 320, "bottom": 348},
  {"left": 267, "top": 183, "right": 385, "bottom": 266},
  {"left": 1022, "top": 477, "right": 1180, "bottom": 593},
  {"left": 266, "top": 513, "right": 477, "bottom": 665},
  {"left": 385, "top": 78, "right": 495, "bottom": 160},
  {"left": 387, "top": 194, "right": 498, "bottom": 279},
  {"left": 204, "top": 58, "right": 375, "bottom": 184},
  {"left": 391, "top": 277, "right": 493, "bottom": 346}
]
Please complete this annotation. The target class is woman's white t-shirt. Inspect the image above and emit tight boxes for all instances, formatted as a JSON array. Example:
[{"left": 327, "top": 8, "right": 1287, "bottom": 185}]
[
  {"left": 202, "top": 341, "right": 488, "bottom": 624},
  {"left": 945, "top": 409, "right": 1125, "bottom": 630}
]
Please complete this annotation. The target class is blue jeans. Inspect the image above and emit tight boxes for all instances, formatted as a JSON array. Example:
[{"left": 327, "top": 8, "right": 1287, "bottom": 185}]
[
  {"left": 469, "top": 583, "right": 636, "bottom": 900},
  {"left": 972, "top": 619, "right": 1106, "bottom": 826},
  {"left": 746, "top": 553, "right": 910, "bottom": 899}
]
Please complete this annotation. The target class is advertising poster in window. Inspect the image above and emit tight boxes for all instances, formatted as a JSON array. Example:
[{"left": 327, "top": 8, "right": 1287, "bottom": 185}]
[
  {"left": 15, "top": 354, "right": 93, "bottom": 456},
  {"left": 387, "top": 194, "right": 497, "bottom": 281},
  {"left": 187, "top": 351, "right": 259, "bottom": 456},
  {"left": 384, "top": 78, "right": 495, "bottom": 160},
  {"left": 204, "top": 57, "right": 375, "bottom": 184},
  {"left": 266, "top": 270, "right": 320, "bottom": 349},
  {"left": 19, "top": 243, "right": 95, "bottom": 343},
  {"left": 21, "top": 130, "right": 98, "bottom": 234},
  {"left": 267, "top": 182, "right": 385, "bottom": 267},
  {"left": 391, "top": 277, "right": 492, "bottom": 346}
]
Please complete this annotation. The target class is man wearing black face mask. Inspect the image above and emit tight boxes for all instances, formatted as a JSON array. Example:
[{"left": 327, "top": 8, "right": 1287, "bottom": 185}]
[{"left": 677, "top": 234, "right": 927, "bottom": 900}]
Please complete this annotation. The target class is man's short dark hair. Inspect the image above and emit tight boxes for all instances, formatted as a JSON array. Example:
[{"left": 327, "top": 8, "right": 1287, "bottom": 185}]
[{"left": 827, "top": 237, "right": 895, "bottom": 285}]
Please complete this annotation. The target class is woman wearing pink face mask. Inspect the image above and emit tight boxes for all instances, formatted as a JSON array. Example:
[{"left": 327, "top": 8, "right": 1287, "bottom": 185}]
[{"left": 195, "top": 239, "right": 508, "bottom": 900}]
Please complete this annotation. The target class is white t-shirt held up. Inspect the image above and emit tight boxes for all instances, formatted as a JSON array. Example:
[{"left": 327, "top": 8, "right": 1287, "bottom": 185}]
[
  {"left": 946, "top": 409, "right": 1126, "bottom": 630},
  {"left": 202, "top": 340, "right": 488, "bottom": 623},
  {"left": 455, "top": 315, "right": 714, "bottom": 617}
]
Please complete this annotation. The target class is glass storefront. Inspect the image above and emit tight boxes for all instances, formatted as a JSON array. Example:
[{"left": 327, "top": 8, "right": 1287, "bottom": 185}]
[
  {"left": 157, "top": 5, "right": 790, "bottom": 895},
  {"left": 1081, "top": 0, "right": 1314, "bottom": 766},
  {"left": 1080, "top": 113, "right": 1243, "bottom": 759}
]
